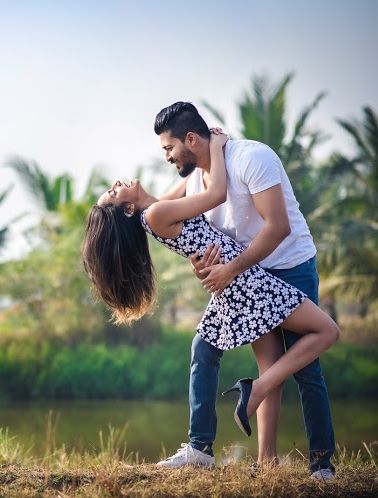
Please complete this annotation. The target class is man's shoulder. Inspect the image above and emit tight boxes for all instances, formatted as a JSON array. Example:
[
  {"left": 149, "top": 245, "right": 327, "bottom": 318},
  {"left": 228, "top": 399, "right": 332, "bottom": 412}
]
[{"left": 226, "top": 139, "right": 280, "bottom": 168}]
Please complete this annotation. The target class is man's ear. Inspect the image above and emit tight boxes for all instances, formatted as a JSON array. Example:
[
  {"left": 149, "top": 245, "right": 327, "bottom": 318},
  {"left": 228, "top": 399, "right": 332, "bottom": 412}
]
[{"left": 185, "top": 132, "right": 198, "bottom": 147}]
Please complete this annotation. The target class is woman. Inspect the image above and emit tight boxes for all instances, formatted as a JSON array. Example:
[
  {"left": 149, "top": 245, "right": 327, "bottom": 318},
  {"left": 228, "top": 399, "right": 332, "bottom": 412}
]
[{"left": 82, "top": 132, "right": 339, "bottom": 451}]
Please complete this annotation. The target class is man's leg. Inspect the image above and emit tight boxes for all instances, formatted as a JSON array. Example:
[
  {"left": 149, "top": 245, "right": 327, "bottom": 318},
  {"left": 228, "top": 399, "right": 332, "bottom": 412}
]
[
  {"left": 283, "top": 332, "right": 335, "bottom": 472},
  {"left": 156, "top": 333, "right": 222, "bottom": 467},
  {"left": 267, "top": 257, "right": 335, "bottom": 473},
  {"left": 189, "top": 333, "right": 223, "bottom": 453}
]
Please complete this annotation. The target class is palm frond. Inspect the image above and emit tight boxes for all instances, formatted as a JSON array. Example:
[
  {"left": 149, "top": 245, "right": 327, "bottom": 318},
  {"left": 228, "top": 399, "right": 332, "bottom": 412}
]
[
  {"left": 337, "top": 118, "right": 372, "bottom": 161},
  {"left": 0, "top": 227, "right": 8, "bottom": 249},
  {"left": 83, "top": 168, "right": 110, "bottom": 202},
  {"left": 285, "top": 92, "right": 327, "bottom": 165},
  {"left": 362, "top": 106, "right": 378, "bottom": 158},
  {"left": 0, "top": 185, "right": 13, "bottom": 204},
  {"left": 5, "top": 156, "right": 54, "bottom": 210},
  {"left": 201, "top": 100, "right": 227, "bottom": 127},
  {"left": 268, "top": 73, "right": 293, "bottom": 150}
]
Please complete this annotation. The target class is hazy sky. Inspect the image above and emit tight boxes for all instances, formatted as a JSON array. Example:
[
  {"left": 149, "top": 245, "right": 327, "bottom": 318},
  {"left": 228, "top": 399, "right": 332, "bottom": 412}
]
[{"left": 1, "top": 0, "right": 377, "bottom": 259}]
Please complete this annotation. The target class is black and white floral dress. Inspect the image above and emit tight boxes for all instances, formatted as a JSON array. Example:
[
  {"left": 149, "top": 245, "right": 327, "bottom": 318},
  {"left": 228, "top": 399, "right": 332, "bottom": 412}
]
[{"left": 140, "top": 212, "right": 306, "bottom": 351}]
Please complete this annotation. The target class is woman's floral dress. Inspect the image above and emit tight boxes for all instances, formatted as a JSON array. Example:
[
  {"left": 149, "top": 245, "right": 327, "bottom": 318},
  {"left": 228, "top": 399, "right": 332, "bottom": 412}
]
[{"left": 141, "top": 212, "right": 306, "bottom": 351}]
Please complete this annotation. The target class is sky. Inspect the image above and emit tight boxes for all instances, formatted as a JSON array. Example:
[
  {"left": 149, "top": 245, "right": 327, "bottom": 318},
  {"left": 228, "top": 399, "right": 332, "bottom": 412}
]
[{"left": 0, "top": 0, "right": 377, "bottom": 260}]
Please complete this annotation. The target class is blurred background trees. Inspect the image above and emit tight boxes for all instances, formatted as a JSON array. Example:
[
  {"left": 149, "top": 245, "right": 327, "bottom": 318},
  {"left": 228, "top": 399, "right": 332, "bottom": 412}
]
[
  {"left": 203, "top": 73, "right": 378, "bottom": 321},
  {"left": 1, "top": 73, "right": 377, "bottom": 347}
]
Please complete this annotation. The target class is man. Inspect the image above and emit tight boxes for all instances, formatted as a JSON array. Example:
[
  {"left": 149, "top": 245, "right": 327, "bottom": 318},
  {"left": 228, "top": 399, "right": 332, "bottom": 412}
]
[{"left": 153, "top": 101, "right": 335, "bottom": 480}]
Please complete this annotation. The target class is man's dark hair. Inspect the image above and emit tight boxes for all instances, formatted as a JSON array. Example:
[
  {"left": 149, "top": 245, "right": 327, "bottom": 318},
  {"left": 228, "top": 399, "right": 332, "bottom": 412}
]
[{"left": 154, "top": 102, "right": 210, "bottom": 141}]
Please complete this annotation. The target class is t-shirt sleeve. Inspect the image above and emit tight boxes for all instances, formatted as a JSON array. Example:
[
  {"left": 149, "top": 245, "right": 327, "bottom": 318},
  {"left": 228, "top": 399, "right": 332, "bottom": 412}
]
[{"left": 240, "top": 145, "right": 282, "bottom": 194}]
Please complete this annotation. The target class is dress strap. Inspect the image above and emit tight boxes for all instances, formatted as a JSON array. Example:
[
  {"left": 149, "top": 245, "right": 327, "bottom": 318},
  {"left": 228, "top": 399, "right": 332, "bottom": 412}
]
[{"left": 139, "top": 210, "right": 153, "bottom": 235}]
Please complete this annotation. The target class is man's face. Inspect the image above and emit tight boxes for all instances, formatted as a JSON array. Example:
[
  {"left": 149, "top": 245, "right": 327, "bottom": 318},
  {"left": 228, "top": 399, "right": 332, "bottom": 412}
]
[{"left": 159, "top": 131, "right": 197, "bottom": 177}]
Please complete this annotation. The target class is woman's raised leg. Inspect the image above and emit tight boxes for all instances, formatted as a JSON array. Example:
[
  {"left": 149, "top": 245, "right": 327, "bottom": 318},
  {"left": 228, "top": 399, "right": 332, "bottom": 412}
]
[{"left": 247, "top": 299, "right": 340, "bottom": 417}]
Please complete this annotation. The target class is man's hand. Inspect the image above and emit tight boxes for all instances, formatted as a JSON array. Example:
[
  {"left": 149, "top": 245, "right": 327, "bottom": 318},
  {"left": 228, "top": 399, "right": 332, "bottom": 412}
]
[
  {"left": 200, "top": 263, "right": 237, "bottom": 296},
  {"left": 189, "top": 244, "right": 221, "bottom": 280}
]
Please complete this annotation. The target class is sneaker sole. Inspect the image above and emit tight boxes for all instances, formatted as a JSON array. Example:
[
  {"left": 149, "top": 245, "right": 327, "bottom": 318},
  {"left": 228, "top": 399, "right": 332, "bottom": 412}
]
[{"left": 156, "top": 462, "right": 215, "bottom": 469}]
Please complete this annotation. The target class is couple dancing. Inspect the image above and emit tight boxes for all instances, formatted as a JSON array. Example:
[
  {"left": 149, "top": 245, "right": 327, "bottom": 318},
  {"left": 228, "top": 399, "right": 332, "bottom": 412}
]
[{"left": 82, "top": 102, "right": 339, "bottom": 480}]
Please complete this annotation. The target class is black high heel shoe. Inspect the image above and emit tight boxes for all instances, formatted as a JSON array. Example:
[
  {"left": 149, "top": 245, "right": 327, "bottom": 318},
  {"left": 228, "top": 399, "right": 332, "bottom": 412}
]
[{"left": 222, "top": 377, "right": 254, "bottom": 437}]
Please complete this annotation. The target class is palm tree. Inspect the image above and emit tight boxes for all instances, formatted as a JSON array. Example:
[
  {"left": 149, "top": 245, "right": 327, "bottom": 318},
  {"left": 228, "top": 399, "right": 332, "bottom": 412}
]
[
  {"left": 57, "top": 167, "right": 110, "bottom": 230},
  {"left": 335, "top": 106, "right": 378, "bottom": 217},
  {"left": 202, "top": 72, "right": 327, "bottom": 216},
  {"left": 5, "top": 156, "right": 73, "bottom": 212},
  {"left": 4, "top": 158, "right": 112, "bottom": 236},
  {"left": 0, "top": 186, "right": 13, "bottom": 249},
  {"left": 316, "top": 106, "right": 378, "bottom": 311}
]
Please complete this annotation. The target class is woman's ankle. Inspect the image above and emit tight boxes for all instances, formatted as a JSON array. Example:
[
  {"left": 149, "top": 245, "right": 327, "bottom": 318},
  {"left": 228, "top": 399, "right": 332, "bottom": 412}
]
[{"left": 257, "top": 456, "right": 280, "bottom": 467}]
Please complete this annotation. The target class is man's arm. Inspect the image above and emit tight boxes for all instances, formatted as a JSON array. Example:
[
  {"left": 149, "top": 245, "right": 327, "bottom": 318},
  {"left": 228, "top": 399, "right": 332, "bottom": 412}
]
[
  {"left": 199, "top": 184, "right": 291, "bottom": 295},
  {"left": 158, "top": 177, "right": 188, "bottom": 201},
  {"left": 227, "top": 184, "right": 290, "bottom": 274}
]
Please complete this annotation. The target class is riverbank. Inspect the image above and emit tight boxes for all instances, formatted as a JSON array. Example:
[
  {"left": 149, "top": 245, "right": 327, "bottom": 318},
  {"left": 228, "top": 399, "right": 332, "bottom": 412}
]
[
  {"left": 1, "top": 424, "right": 376, "bottom": 497},
  {"left": 1, "top": 459, "right": 377, "bottom": 497}
]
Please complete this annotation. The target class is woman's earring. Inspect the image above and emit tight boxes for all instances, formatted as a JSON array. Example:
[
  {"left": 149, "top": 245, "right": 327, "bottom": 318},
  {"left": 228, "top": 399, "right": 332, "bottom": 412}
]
[{"left": 124, "top": 203, "right": 135, "bottom": 218}]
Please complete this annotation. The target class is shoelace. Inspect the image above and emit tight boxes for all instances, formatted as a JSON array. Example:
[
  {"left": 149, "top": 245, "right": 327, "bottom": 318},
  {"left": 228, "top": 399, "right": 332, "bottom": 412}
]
[{"left": 167, "top": 443, "right": 193, "bottom": 460}]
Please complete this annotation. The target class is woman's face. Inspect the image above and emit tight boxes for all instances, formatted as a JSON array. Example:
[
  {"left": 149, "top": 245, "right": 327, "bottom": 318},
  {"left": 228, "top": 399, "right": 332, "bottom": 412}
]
[{"left": 97, "top": 179, "right": 142, "bottom": 208}]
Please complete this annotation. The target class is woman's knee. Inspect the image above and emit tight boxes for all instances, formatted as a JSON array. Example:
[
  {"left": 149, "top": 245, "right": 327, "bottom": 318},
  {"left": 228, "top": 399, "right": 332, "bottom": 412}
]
[{"left": 324, "top": 320, "right": 340, "bottom": 348}]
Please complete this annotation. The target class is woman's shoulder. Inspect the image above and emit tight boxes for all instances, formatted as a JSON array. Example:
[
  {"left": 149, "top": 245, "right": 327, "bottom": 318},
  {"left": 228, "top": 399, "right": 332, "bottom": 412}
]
[{"left": 144, "top": 202, "right": 183, "bottom": 239}]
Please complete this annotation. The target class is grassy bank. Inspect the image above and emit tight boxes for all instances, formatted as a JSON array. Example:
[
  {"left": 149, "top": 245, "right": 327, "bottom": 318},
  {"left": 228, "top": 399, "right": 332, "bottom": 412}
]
[
  {"left": 1, "top": 460, "right": 377, "bottom": 498},
  {"left": 0, "top": 328, "right": 377, "bottom": 401},
  {"left": 0, "top": 427, "right": 377, "bottom": 498}
]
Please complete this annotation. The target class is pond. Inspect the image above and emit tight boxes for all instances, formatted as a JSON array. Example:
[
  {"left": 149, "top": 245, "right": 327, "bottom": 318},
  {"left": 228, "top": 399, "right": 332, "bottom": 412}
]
[{"left": 1, "top": 399, "right": 376, "bottom": 462}]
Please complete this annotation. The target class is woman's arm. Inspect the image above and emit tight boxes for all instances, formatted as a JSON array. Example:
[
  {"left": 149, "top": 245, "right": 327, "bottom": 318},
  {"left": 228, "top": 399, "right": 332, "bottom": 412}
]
[{"left": 146, "top": 132, "right": 228, "bottom": 235}]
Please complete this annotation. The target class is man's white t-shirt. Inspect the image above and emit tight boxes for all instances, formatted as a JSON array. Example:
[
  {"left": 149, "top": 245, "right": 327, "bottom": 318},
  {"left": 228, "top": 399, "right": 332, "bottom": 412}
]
[{"left": 186, "top": 139, "right": 316, "bottom": 270}]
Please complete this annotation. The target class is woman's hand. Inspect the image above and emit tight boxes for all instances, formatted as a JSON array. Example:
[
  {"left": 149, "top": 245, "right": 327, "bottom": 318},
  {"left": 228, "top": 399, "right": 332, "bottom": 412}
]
[
  {"left": 209, "top": 127, "right": 228, "bottom": 148},
  {"left": 189, "top": 244, "right": 222, "bottom": 280}
]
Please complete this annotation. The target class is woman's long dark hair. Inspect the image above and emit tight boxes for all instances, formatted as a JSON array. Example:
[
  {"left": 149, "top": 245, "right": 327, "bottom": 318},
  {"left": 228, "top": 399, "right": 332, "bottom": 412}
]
[{"left": 82, "top": 204, "right": 156, "bottom": 324}]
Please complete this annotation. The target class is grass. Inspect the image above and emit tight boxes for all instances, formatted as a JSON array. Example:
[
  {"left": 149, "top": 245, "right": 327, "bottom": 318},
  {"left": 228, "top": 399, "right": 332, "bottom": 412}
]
[{"left": 0, "top": 426, "right": 377, "bottom": 497}]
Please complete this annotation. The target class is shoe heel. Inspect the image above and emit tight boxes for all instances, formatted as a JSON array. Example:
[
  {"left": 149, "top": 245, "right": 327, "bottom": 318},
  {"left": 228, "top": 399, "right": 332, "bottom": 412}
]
[{"left": 222, "top": 385, "right": 239, "bottom": 396}]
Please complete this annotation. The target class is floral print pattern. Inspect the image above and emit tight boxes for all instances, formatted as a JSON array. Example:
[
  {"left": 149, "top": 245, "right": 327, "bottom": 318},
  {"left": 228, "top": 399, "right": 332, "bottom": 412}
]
[{"left": 140, "top": 212, "right": 306, "bottom": 351}]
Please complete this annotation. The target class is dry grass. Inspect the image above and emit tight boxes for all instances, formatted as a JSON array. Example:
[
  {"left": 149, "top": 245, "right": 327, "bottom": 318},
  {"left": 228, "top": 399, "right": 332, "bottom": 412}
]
[
  {"left": 0, "top": 426, "right": 377, "bottom": 497},
  {"left": 0, "top": 458, "right": 377, "bottom": 498},
  {"left": 0, "top": 444, "right": 377, "bottom": 498}
]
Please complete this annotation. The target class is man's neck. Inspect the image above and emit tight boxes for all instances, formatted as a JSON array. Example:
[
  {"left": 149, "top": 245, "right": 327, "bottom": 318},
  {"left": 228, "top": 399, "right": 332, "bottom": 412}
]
[
  {"left": 196, "top": 148, "right": 211, "bottom": 173},
  {"left": 198, "top": 141, "right": 227, "bottom": 177}
]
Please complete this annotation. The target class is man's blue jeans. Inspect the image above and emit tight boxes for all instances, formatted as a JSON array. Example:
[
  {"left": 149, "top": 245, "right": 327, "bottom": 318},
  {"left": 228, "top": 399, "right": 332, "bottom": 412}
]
[{"left": 189, "top": 256, "right": 335, "bottom": 472}]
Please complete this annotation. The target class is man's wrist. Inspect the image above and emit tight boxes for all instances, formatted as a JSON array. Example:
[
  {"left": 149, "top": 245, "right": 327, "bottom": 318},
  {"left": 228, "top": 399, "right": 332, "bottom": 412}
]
[
  {"left": 226, "top": 260, "right": 241, "bottom": 280},
  {"left": 228, "top": 254, "right": 257, "bottom": 277}
]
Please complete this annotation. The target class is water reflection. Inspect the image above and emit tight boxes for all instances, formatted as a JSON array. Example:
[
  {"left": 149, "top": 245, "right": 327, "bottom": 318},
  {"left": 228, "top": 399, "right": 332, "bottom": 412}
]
[{"left": 0, "top": 400, "right": 376, "bottom": 461}]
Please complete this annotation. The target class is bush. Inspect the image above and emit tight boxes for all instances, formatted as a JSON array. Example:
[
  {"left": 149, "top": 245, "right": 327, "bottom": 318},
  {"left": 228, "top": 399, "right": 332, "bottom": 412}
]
[{"left": 0, "top": 329, "right": 376, "bottom": 401}]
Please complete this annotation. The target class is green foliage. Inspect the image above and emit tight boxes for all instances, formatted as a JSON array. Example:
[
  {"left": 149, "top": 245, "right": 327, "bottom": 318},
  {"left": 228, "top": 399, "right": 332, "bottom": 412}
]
[
  {"left": 316, "top": 106, "right": 378, "bottom": 307},
  {"left": 203, "top": 72, "right": 327, "bottom": 216},
  {"left": 0, "top": 77, "right": 376, "bottom": 456},
  {"left": 0, "top": 186, "right": 12, "bottom": 248},
  {"left": 0, "top": 330, "right": 376, "bottom": 401},
  {"left": 203, "top": 73, "right": 378, "bottom": 313},
  {"left": 5, "top": 157, "right": 73, "bottom": 211}
]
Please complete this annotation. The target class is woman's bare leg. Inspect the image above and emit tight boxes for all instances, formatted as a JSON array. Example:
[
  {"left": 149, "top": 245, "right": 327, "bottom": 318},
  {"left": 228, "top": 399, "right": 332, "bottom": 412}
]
[
  {"left": 247, "top": 299, "right": 339, "bottom": 417},
  {"left": 252, "top": 329, "right": 285, "bottom": 464}
]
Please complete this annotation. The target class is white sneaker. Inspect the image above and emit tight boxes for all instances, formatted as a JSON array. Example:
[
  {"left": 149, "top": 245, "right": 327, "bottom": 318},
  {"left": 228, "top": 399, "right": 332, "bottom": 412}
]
[
  {"left": 156, "top": 443, "right": 215, "bottom": 469},
  {"left": 310, "top": 469, "right": 335, "bottom": 481}
]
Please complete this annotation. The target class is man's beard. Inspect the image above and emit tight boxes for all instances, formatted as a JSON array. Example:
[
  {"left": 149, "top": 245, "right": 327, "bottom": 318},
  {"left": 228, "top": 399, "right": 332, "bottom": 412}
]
[{"left": 178, "top": 162, "right": 196, "bottom": 178}]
